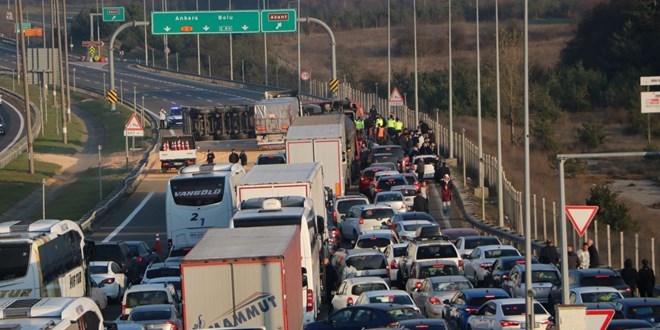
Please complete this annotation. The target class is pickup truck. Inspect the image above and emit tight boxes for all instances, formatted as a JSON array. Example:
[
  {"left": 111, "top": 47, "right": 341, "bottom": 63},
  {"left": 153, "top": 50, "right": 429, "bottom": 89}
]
[{"left": 159, "top": 135, "right": 197, "bottom": 172}]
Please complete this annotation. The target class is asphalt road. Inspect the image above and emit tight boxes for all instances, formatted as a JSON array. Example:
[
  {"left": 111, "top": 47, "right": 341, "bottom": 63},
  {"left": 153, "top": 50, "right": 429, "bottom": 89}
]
[{"left": 0, "top": 94, "right": 26, "bottom": 154}]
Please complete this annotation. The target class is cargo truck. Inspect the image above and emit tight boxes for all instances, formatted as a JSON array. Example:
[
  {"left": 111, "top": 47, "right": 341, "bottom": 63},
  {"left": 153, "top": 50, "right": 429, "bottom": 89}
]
[
  {"left": 253, "top": 91, "right": 301, "bottom": 150},
  {"left": 159, "top": 135, "right": 197, "bottom": 172},
  {"left": 180, "top": 226, "right": 303, "bottom": 330},
  {"left": 285, "top": 113, "right": 356, "bottom": 197}
]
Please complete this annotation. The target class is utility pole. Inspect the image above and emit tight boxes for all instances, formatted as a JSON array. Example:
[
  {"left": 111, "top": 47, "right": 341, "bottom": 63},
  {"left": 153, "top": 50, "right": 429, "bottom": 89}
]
[
  {"left": 55, "top": 0, "right": 67, "bottom": 143},
  {"left": 62, "top": 0, "right": 72, "bottom": 123},
  {"left": 18, "top": 0, "right": 35, "bottom": 174}
]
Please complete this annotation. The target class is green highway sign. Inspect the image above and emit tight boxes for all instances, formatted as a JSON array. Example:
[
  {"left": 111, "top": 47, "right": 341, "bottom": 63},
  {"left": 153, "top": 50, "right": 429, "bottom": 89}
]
[
  {"left": 151, "top": 11, "right": 261, "bottom": 35},
  {"left": 103, "top": 7, "right": 125, "bottom": 22},
  {"left": 14, "top": 22, "right": 31, "bottom": 32},
  {"left": 261, "top": 9, "right": 296, "bottom": 32}
]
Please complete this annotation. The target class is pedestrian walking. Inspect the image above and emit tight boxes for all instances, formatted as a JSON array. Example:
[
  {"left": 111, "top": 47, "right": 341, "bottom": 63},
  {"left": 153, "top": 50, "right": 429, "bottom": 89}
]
[
  {"left": 435, "top": 162, "right": 451, "bottom": 184},
  {"left": 419, "top": 181, "right": 429, "bottom": 200},
  {"left": 323, "top": 257, "right": 337, "bottom": 302},
  {"left": 205, "top": 149, "right": 215, "bottom": 164},
  {"left": 412, "top": 190, "right": 429, "bottom": 213},
  {"left": 440, "top": 174, "right": 453, "bottom": 216},
  {"left": 621, "top": 258, "right": 639, "bottom": 296},
  {"left": 587, "top": 239, "right": 600, "bottom": 268},
  {"left": 540, "top": 239, "right": 560, "bottom": 265},
  {"left": 637, "top": 259, "right": 656, "bottom": 298},
  {"left": 159, "top": 107, "right": 167, "bottom": 130},
  {"left": 228, "top": 149, "right": 239, "bottom": 164},
  {"left": 415, "top": 158, "right": 425, "bottom": 180},
  {"left": 239, "top": 150, "right": 248, "bottom": 167},
  {"left": 577, "top": 243, "right": 590, "bottom": 269},
  {"left": 566, "top": 244, "right": 579, "bottom": 270}
]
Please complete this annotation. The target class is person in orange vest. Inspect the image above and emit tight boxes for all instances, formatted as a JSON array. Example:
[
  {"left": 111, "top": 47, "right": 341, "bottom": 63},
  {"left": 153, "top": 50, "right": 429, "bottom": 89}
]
[{"left": 376, "top": 123, "right": 387, "bottom": 144}]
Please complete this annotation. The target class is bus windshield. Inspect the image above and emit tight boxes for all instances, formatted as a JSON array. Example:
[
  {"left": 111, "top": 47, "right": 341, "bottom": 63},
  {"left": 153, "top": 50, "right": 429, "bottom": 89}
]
[
  {"left": 170, "top": 177, "right": 225, "bottom": 206},
  {"left": 0, "top": 243, "right": 31, "bottom": 281}
]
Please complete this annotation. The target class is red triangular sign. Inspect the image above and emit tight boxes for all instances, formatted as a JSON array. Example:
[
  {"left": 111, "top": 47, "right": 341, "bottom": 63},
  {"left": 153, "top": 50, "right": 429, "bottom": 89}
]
[
  {"left": 585, "top": 309, "right": 614, "bottom": 330},
  {"left": 125, "top": 114, "right": 143, "bottom": 131},
  {"left": 389, "top": 87, "right": 404, "bottom": 105},
  {"left": 565, "top": 205, "right": 599, "bottom": 237}
]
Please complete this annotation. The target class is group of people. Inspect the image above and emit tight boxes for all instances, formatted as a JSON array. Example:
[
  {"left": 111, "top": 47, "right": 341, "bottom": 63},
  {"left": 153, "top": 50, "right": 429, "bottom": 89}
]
[
  {"left": 205, "top": 148, "right": 247, "bottom": 166},
  {"left": 540, "top": 238, "right": 656, "bottom": 297}
]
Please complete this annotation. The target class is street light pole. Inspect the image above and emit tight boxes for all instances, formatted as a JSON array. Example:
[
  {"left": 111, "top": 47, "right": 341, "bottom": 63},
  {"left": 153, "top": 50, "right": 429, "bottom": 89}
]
[
  {"left": 476, "top": 0, "right": 484, "bottom": 210},
  {"left": 144, "top": 0, "right": 148, "bottom": 65},
  {"left": 229, "top": 0, "right": 234, "bottom": 80},
  {"left": 413, "top": 0, "right": 419, "bottom": 124},
  {"left": 62, "top": 0, "right": 72, "bottom": 123},
  {"left": 263, "top": 0, "right": 268, "bottom": 85},
  {"left": 297, "top": 0, "right": 300, "bottom": 92},
  {"left": 42, "top": 178, "right": 46, "bottom": 219},
  {"left": 18, "top": 0, "right": 35, "bottom": 174},
  {"left": 387, "top": 0, "right": 391, "bottom": 109},
  {"left": 73, "top": 68, "right": 76, "bottom": 92},
  {"left": 196, "top": 0, "right": 201, "bottom": 75},
  {"left": 495, "top": 0, "right": 504, "bottom": 227},
  {"left": 55, "top": 0, "right": 67, "bottom": 143},
  {"left": 448, "top": 0, "right": 454, "bottom": 159},
  {"left": 98, "top": 145, "right": 102, "bottom": 202},
  {"left": 523, "top": 0, "right": 534, "bottom": 327}
]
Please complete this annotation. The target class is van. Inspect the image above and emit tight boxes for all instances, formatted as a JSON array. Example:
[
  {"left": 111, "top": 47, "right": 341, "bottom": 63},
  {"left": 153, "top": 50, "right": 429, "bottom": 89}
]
[{"left": 0, "top": 297, "right": 103, "bottom": 330}]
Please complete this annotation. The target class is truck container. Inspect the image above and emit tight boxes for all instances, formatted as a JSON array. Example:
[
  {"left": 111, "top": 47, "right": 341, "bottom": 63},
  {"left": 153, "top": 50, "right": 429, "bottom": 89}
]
[
  {"left": 181, "top": 225, "right": 303, "bottom": 330},
  {"left": 285, "top": 113, "right": 356, "bottom": 197},
  {"left": 252, "top": 95, "right": 300, "bottom": 150},
  {"left": 159, "top": 135, "right": 197, "bottom": 172},
  {"left": 236, "top": 163, "right": 327, "bottom": 225}
]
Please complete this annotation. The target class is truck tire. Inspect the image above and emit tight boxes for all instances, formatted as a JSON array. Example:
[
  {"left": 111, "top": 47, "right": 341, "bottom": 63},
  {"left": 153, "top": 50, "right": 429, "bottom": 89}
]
[
  {"left": 199, "top": 134, "right": 214, "bottom": 141},
  {"left": 236, "top": 133, "right": 250, "bottom": 140},
  {"left": 218, "top": 133, "right": 231, "bottom": 140}
]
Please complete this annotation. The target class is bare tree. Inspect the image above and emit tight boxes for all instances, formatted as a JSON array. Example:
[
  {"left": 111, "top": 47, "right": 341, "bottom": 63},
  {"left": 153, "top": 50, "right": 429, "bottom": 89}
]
[{"left": 499, "top": 28, "right": 523, "bottom": 145}]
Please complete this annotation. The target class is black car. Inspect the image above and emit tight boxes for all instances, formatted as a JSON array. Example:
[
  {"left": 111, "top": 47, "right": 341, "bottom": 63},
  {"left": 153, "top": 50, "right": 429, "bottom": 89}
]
[
  {"left": 389, "top": 318, "right": 449, "bottom": 329},
  {"left": 548, "top": 268, "right": 632, "bottom": 307},
  {"left": 125, "top": 241, "right": 161, "bottom": 275},
  {"left": 255, "top": 152, "right": 286, "bottom": 165},
  {"left": 606, "top": 319, "right": 655, "bottom": 330},
  {"left": 304, "top": 304, "right": 423, "bottom": 330},
  {"left": 367, "top": 145, "right": 407, "bottom": 170},
  {"left": 0, "top": 115, "right": 5, "bottom": 135},
  {"left": 485, "top": 256, "right": 539, "bottom": 288},
  {"left": 91, "top": 241, "right": 141, "bottom": 284},
  {"left": 391, "top": 212, "right": 436, "bottom": 224}
]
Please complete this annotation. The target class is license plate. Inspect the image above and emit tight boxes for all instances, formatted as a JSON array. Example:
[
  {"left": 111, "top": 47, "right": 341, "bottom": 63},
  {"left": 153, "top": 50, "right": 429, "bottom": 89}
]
[
  {"left": 520, "top": 322, "right": 542, "bottom": 329},
  {"left": 373, "top": 226, "right": 381, "bottom": 229},
  {"left": 173, "top": 162, "right": 183, "bottom": 165}
]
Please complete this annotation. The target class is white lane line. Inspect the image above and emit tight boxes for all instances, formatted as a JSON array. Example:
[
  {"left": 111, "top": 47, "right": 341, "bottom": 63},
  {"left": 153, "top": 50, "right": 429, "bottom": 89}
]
[
  {"left": 103, "top": 192, "right": 155, "bottom": 242},
  {"left": 206, "top": 99, "right": 213, "bottom": 103},
  {"left": 186, "top": 94, "right": 192, "bottom": 97},
  {"left": 0, "top": 99, "right": 25, "bottom": 153}
]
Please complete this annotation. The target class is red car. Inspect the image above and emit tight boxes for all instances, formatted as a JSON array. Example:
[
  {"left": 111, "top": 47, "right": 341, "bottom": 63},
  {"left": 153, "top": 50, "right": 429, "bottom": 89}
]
[{"left": 359, "top": 166, "right": 389, "bottom": 195}]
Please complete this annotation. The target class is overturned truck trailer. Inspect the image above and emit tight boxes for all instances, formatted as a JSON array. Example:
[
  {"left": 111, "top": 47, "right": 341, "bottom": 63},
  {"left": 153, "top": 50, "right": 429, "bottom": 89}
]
[{"left": 182, "top": 105, "right": 255, "bottom": 141}]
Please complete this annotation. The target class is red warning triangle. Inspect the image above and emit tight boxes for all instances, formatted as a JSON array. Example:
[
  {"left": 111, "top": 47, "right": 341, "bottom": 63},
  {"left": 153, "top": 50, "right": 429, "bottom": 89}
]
[
  {"left": 585, "top": 309, "right": 615, "bottom": 330},
  {"left": 124, "top": 114, "right": 144, "bottom": 131},
  {"left": 389, "top": 87, "right": 404, "bottom": 105},
  {"left": 565, "top": 205, "right": 599, "bottom": 237}
]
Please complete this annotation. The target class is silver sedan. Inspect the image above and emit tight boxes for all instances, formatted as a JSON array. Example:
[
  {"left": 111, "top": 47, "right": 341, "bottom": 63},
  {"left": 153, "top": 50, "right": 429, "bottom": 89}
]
[
  {"left": 410, "top": 276, "right": 473, "bottom": 318},
  {"left": 127, "top": 304, "right": 182, "bottom": 330}
]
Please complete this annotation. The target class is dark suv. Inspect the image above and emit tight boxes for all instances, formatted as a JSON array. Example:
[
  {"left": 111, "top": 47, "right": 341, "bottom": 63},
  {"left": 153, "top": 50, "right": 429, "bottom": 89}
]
[
  {"left": 125, "top": 241, "right": 161, "bottom": 275},
  {"left": 91, "top": 241, "right": 141, "bottom": 284},
  {"left": 549, "top": 268, "right": 632, "bottom": 308}
]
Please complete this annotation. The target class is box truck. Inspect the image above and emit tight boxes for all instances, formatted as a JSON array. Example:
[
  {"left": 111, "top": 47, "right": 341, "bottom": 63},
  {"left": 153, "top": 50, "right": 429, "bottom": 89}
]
[
  {"left": 285, "top": 113, "right": 356, "bottom": 197},
  {"left": 159, "top": 135, "right": 197, "bottom": 172},
  {"left": 180, "top": 226, "right": 303, "bottom": 330},
  {"left": 253, "top": 92, "right": 300, "bottom": 150}
]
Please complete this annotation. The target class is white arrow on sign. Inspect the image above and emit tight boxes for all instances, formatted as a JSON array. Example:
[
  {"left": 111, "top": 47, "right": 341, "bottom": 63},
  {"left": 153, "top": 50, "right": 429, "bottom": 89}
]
[
  {"left": 112, "top": 15, "right": 116, "bottom": 19},
  {"left": 241, "top": 25, "right": 249, "bottom": 30},
  {"left": 565, "top": 205, "right": 599, "bottom": 237},
  {"left": 585, "top": 310, "right": 614, "bottom": 330},
  {"left": 203, "top": 25, "right": 210, "bottom": 31},
  {"left": 164, "top": 26, "right": 171, "bottom": 32},
  {"left": 276, "top": 22, "right": 282, "bottom": 30}
]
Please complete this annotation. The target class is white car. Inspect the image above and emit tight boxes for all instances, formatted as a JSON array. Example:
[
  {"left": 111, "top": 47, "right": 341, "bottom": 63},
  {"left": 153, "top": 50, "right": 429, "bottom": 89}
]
[
  {"left": 339, "top": 204, "right": 395, "bottom": 241},
  {"left": 89, "top": 278, "right": 109, "bottom": 310},
  {"left": 141, "top": 262, "right": 181, "bottom": 283},
  {"left": 568, "top": 286, "right": 624, "bottom": 304},
  {"left": 383, "top": 242, "right": 409, "bottom": 283},
  {"left": 467, "top": 298, "right": 551, "bottom": 330},
  {"left": 354, "top": 289, "right": 419, "bottom": 312},
  {"left": 121, "top": 283, "right": 181, "bottom": 319},
  {"left": 353, "top": 229, "right": 399, "bottom": 252},
  {"left": 410, "top": 276, "right": 473, "bottom": 318},
  {"left": 394, "top": 220, "right": 438, "bottom": 241},
  {"left": 501, "top": 264, "right": 561, "bottom": 304},
  {"left": 462, "top": 245, "right": 521, "bottom": 287},
  {"left": 454, "top": 236, "right": 503, "bottom": 258},
  {"left": 390, "top": 185, "right": 417, "bottom": 206},
  {"left": 89, "top": 261, "right": 128, "bottom": 302},
  {"left": 374, "top": 191, "right": 408, "bottom": 213},
  {"left": 370, "top": 170, "right": 400, "bottom": 196},
  {"left": 330, "top": 277, "right": 389, "bottom": 312},
  {"left": 411, "top": 155, "right": 439, "bottom": 180},
  {"left": 142, "top": 276, "right": 182, "bottom": 298}
]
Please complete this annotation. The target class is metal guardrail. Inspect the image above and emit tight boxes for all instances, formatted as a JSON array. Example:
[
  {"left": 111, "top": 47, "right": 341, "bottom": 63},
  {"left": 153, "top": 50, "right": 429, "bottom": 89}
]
[{"left": 0, "top": 86, "right": 42, "bottom": 169}]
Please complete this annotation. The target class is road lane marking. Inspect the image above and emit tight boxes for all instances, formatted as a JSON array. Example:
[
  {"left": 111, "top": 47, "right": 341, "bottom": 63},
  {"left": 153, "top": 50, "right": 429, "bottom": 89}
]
[{"left": 102, "top": 192, "right": 155, "bottom": 242}]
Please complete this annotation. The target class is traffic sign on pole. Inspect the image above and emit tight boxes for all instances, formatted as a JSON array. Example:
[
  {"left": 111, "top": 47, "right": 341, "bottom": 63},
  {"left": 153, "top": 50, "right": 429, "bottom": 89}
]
[
  {"left": 82, "top": 40, "right": 104, "bottom": 47},
  {"left": 103, "top": 7, "right": 125, "bottom": 22},
  {"left": 124, "top": 113, "right": 144, "bottom": 137},
  {"left": 389, "top": 87, "right": 404, "bottom": 106},
  {"left": 565, "top": 205, "right": 599, "bottom": 237},
  {"left": 261, "top": 9, "right": 297, "bottom": 32},
  {"left": 585, "top": 310, "right": 615, "bottom": 330},
  {"left": 151, "top": 11, "right": 261, "bottom": 35},
  {"left": 14, "top": 22, "right": 31, "bottom": 32},
  {"left": 301, "top": 70, "right": 310, "bottom": 81},
  {"left": 107, "top": 89, "right": 118, "bottom": 104}
]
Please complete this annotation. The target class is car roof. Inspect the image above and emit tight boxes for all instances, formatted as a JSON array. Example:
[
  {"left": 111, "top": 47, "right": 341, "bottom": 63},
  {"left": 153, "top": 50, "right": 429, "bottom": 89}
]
[
  {"left": 360, "top": 289, "right": 409, "bottom": 297},
  {"left": 429, "top": 275, "right": 471, "bottom": 283},
  {"left": 512, "top": 264, "right": 559, "bottom": 271},
  {"left": 335, "top": 195, "right": 369, "bottom": 202},
  {"left": 613, "top": 297, "right": 660, "bottom": 305},
  {"left": 391, "top": 185, "right": 417, "bottom": 190},
  {"left": 347, "top": 249, "right": 387, "bottom": 257},
  {"left": 571, "top": 268, "right": 620, "bottom": 276},
  {"left": 571, "top": 286, "right": 621, "bottom": 293},
  {"left": 130, "top": 304, "right": 176, "bottom": 312},
  {"left": 126, "top": 283, "right": 172, "bottom": 292},
  {"left": 144, "top": 277, "right": 181, "bottom": 284},
  {"left": 360, "top": 229, "right": 396, "bottom": 236},
  {"left": 374, "top": 152, "right": 396, "bottom": 157},
  {"left": 413, "top": 240, "right": 454, "bottom": 247},
  {"left": 394, "top": 212, "right": 435, "bottom": 221},
  {"left": 415, "top": 260, "right": 457, "bottom": 266},
  {"left": 358, "top": 204, "right": 394, "bottom": 211},
  {"left": 487, "top": 298, "right": 530, "bottom": 306},
  {"left": 476, "top": 245, "right": 516, "bottom": 251},
  {"left": 413, "top": 155, "right": 437, "bottom": 159},
  {"left": 364, "top": 166, "right": 390, "bottom": 172},
  {"left": 89, "top": 261, "right": 112, "bottom": 267},
  {"left": 462, "top": 235, "right": 498, "bottom": 241},
  {"left": 583, "top": 302, "right": 618, "bottom": 310},
  {"left": 460, "top": 288, "right": 509, "bottom": 298},
  {"left": 343, "top": 276, "right": 389, "bottom": 285},
  {"left": 350, "top": 303, "right": 414, "bottom": 311},
  {"left": 399, "top": 220, "right": 435, "bottom": 225},
  {"left": 395, "top": 319, "right": 448, "bottom": 326},
  {"left": 375, "top": 191, "right": 404, "bottom": 196}
]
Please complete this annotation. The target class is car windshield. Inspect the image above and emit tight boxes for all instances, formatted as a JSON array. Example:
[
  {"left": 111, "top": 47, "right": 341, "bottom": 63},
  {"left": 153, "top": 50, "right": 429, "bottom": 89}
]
[
  {"left": 126, "top": 291, "right": 169, "bottom": 308},
  {"left": 419, "top": 265, "right": 460, "bottom": 278},
  {"left": 417, "top": 157, "right": 438, "bottom": 165},
  {"left": 530, "top": 270, "right": 560, "bottom": 283},
  {"left": 130, "top": 309, "right": 172, "bottom": 321},
  {"left": 374, "top": 147, "right": 405, "bottom": 159},
  {"left": 89, "top": 266, "right": 107, "bottom": 274},
  {"left": 402, "top": 176, "right": 417, "bottom": 185},
  {"left": 469, "top": 296, "right": 505, "bottom": 307},
  {"left": 393, "top": 246, "right": 407, "bottom": 258},
  {"left": 374, "top": 154, "right": 395, "bottom": 163},
  {"left": 403, "top": 223, "right": 434, "bottom": 232},
  {"left": 464, "top": 237, "right": 500, "bottom": 249},
  {"left": 92, "top": 245, "right": 122, "bottom": 264},
  {"left": 433, "top": 281, "right": 472, "bottom": 292},
  {"left": 501, "top": 258, "right": 538, "bottom": 270},
  {"left": 395, "top": 189, "right": 417, "bottom": 197},
  {"left": 581, "top": 275, "right": 625, "bottom": 287},
  {"left": 362, "top": 169, "right": 381, "bottom": 178},
  {"left": 169, "top": 108, "right": 181, "bottom": 116},
  {"left": 351, "top": 283, "right": 388, "bottom": 295},
  {"left": 377, "top": 177, "right": 407, "bottom": 190},
  {"left": 362, "top": 208, "right": 395, "bottom": 219},
  {"left": 628, "top": 305, "right": 660, "bottom": 318},
  {"left": 416, "top": 245, "right": 458, "bottom": 259},
  {"left": 580, "top": 292, "right": 622, "bottom": 303},
  {"left": 337, "top": 200, "right": 368, "bottom": 214},
  {"left": 484, "top": 249, "right": 520, "bottom": 259},
  {"left": 376, "top": 194, "right": 403, "bottom": 202},
  {"left": 386, "top": 308, "right": 420, "bottom": 320},
  {"left": 257, "top": 155, "right": 285, "bottom": 164},
  {"left": 356, "top": 238, "right": 391, "bottom": 249},
  {"left": 146, "top": 268, "right": 181, "bottom": 279},
  {"left": 349, "top": 255, "right": 387, "bottom": 270},
  {"left": 502, "top": 303, "right": 547, "bottom": 316},
  {"left": 127, "top": 244, "right": 144, "bottom": 256},
  {"left": 369, "top": 294, "right": 413, "bottom": 305}
]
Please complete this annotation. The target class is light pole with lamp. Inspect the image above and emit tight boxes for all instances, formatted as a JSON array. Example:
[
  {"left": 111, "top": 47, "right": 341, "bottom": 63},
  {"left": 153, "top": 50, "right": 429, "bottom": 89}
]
[
  {"left": 495, "top": 0, "right": 504, "bottom": 227},
  {"left": 448, "top": 0, "right": 454, "bottom": 160},
  {"left": 72, "top": 67, "right": 76, "bottom": 92},
  {"left": 42, "top": 178, "right": 46, "bottom": 219},
  {"left": 98, "top": 145, "right": 102, "bottom": 202},
  {"left": 241, "top": 59, "right": 245, "bottom": 82},
  {"left": 413, "top": 0, "right": 419, "bottom": 124},
  {"left": 475, "top": 0, "right": 487, "bottom": 212}
]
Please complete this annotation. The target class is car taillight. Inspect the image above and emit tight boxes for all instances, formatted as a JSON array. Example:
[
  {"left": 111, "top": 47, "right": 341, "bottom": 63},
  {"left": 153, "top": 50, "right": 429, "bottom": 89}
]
[
  {"left": 333, "top": 211, "right": 337, "bottom": 224},
  {"left": 401, "top": 235, "right": 408, "bottom": 241},
  {"left": 101, "top": 278, "right": 115, "bottom": 284},
  {"left": 374, "top": 188, "right": 382, "bottom": 193},
  {"left": 458, "top": 260, "right": 464, "bottom": 269},
  {"left": 165, "top": 321, "right": 179, "bottom": 330},
  {"left": 540, "top": 320, "right": 550, "bottom": 325},
  {"left": 400, "top": 203, "right": 406, "bottom": 209},
  {"left": 466, "top": 308, "right": 478, "bottom": 314},
  {"left": 359, "top": 217, "right": 364, "bottom": 224},
  {"left": 136, "top": 257, "right": 143, "bottom": 263},
  {"left": 500, "top": 320, "right": 520, "bottom": 327},
  {"left": 121, "top": 305, "right": 126, "bottom": 315},
  {"left": 479, "top": 262, "right": 492, "bottom": 269},
  {"left": 390, "top": 260, "right": 398, "bottom": 269},
  {"left": 429, "top": 297, "right": 441, "bottom": 305},
  {"left": 386, "top": 322, "right": 398, "bottom": 327},
  {"left": 415, "top": 282, "right": 423, "bottom": 289},
  {"left": 626, "top": 287, "right": 631, "bottom": 292},
  {"left": 346, "top": 297, "right": 353, "bottom": 306},
  {"left": 360, "top": 176, "right": 368, "bottom": 182},
  {"left": 503, "top": 274, "right": 508, "bottom": 280},
  {"left": 413, "top": 326, "right": 429, "bottom": 329},
  {"left": 306, "top": 289, "right": 314, "bottom": 312}
]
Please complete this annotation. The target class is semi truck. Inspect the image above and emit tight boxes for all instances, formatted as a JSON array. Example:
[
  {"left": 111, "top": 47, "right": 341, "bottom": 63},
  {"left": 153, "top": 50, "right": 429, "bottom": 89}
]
[
  {"left": 285, "top": 113, "right": 356, "bottom": 197},
  {"left": 253, "top": 91, "right": 301, "bottom": 150},
  {"left": 159, "top": 135, "right": 197, "bottom": 172},
  {"left": 180, "top": 226, "right": 303, "bottom": 330}
]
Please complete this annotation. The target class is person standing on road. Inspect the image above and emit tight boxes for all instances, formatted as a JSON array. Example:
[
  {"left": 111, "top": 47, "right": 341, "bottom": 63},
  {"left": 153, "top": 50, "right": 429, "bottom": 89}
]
[
  {"left": 239, "top": 150, "right": 248, "bottom": 167},
  {"left": 539, "top": 239, "right": 560, "bottom": 265},
  {"left": 587, "top": 239, "right": 600, "bottom": 268},
  {"left": 419, "top": 181, "right": 429, "bottom": 200},
  {"left": 159, "top": 107, "right": 167, "bottom": 130},
  {"left": 566, "top": 244, "right": 579, "bottom": 269},
  {"left": 621, "top": 258, "right": 638, "bottom": 296},
  {"left": 228, "top": 149, "right": 239, "bottom": 164},
  {"left": 206, "top": 150, "right": 215, "bottom": 164},
  {"left": 577, "top": 243, "right": 590, "bottom": 269},
  {"left": 412, "top": 190, "right": 429, "bottom": 213},
  {"left": 415, "top": 158, "right": 425, "bottom": 180},
  {"left": 637, "top": 259, "right": 656, "bottom": 297},
  {"left": 323, "top": 257, "right": 337, "bottom": 302},
  {"left": 440, "top": 174, "right": 453, "bottom": 215}
]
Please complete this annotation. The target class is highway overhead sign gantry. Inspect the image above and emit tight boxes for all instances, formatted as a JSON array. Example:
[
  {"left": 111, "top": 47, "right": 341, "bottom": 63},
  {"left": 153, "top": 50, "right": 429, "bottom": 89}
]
[
  {"left": 261, "top": 9, "right": 296, "bottom": 32},
  {"left": 565, "top": 205, "right": 599, "bottom": 237},
  {"left": 151, "top": 11, "right": 261, "bottom": 35},
  {"left": 103, "top": 7, "right": 125, "bottom": 22}
]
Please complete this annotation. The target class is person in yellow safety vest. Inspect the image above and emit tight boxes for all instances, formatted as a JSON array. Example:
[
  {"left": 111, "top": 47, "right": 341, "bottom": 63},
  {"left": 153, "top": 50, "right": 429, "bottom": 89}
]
[
  {"left": 375, "top": 115, "right": 384, "bottom": 128},
  {"left": 394, "top": 117, "right": 404, "bottom": 132},
  {"left": 386, "top": 115, "right": 396, "bottom": 137},
  {"left": 355, "top": 116, "right": 365, "bottom": 130}
]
